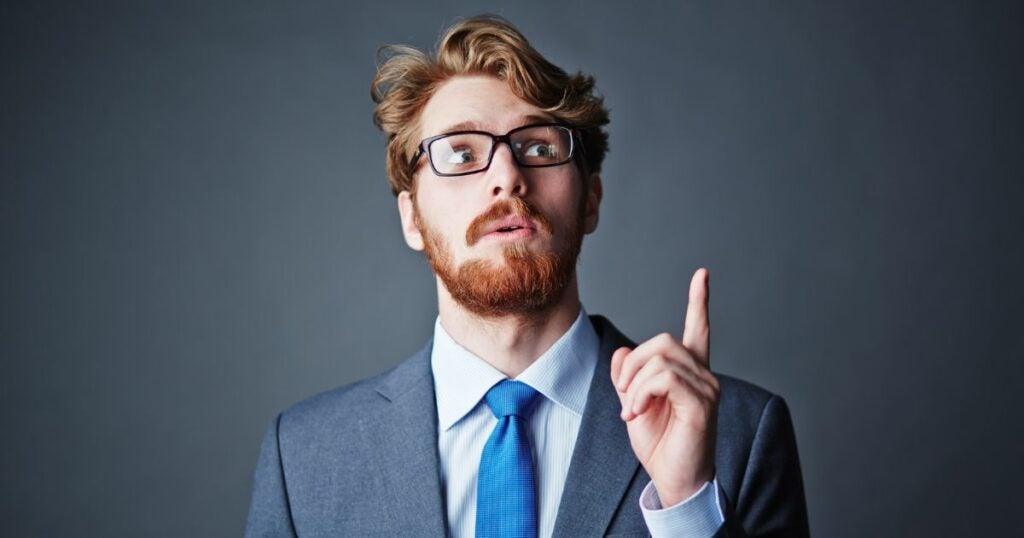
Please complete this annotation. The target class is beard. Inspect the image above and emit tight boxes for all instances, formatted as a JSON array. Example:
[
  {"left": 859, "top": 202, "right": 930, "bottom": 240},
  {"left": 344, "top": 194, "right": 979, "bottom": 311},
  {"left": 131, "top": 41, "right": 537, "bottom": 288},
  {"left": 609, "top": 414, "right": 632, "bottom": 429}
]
[{"left": 416, "top": 196, "right": 584, "bottom": 318}]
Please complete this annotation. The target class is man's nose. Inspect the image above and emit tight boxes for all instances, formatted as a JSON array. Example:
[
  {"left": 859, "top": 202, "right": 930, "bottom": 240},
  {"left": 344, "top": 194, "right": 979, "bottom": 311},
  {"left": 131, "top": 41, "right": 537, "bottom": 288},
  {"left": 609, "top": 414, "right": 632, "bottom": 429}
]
[{"left": 486, "top": 142, "right": 527, "bottom": 197}]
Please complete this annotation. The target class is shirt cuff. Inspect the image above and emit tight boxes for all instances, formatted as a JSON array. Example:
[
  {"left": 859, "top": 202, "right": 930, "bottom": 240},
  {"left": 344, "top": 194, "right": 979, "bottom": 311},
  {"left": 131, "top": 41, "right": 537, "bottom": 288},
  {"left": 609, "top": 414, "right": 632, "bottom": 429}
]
[{"left": 639, "top": 477, "right": 724, "bottom": 537}]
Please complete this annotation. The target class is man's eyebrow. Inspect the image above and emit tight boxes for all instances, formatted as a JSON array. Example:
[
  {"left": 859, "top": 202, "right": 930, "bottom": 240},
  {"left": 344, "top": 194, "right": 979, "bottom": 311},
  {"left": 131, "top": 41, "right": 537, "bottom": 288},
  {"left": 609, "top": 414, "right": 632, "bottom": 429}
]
[
  {"left": 437, "top": 120, "right": 482, "bottom": 134},
  {"left": 435, "top": 114, "right": 557, "bottom": 136},
  {"left": 518, "top": 114, "right": 556, "bottom": 127}
]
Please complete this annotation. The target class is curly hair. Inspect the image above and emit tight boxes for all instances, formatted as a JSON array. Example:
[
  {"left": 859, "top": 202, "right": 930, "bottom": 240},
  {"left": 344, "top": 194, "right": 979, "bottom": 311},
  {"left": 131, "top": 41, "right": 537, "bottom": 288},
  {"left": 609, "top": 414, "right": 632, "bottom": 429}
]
[{"left": 371, "top": 15, "right": 610, "bottom": 195}]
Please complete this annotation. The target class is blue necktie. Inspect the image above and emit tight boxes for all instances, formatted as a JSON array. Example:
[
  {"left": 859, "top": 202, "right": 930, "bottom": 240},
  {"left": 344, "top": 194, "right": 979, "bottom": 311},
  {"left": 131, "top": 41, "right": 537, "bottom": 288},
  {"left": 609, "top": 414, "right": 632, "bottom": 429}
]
[{"left": 476, "top": 380, "right": 542, "bottom": 538}]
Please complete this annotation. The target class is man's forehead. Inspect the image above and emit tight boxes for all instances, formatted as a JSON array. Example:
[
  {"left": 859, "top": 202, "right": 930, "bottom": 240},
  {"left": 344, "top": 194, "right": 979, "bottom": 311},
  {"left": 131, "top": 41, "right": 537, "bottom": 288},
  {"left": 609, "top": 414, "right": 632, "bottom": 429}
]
[
  {"left": 418, "top": 76, "right": 553, "bottom": 139},
  {"left": 434, "top": 114, "right": 556, "bottom": 136}
]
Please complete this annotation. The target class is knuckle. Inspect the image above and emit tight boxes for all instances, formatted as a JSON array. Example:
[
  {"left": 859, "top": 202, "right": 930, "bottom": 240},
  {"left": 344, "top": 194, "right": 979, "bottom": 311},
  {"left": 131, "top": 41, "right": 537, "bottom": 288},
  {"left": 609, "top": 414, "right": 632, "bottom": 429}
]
[
  {"left": 655, "top": 332, "right": 676, "bottom": 348},
  {"left": 661, "top": 370, "right": 682, "bottom": 388},
  {"left": 621, "top": 350, "right": 640, "bottom": 370},
  {"left": 678, "top": 380, "right": 699, "bottom": 400},
  {"left": 707, "top": 374, "right": 721, "bottom": 394}
]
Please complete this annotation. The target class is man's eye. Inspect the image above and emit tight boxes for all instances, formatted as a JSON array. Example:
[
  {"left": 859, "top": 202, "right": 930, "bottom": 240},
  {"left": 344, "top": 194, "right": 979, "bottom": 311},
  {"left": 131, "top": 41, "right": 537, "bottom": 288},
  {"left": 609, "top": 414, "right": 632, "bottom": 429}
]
[
  {"left": 523, "top": 142, "right": 557, "bottom": 158},
  {"left": 445, "top": 149, "right": 476, "bottom": 164}
]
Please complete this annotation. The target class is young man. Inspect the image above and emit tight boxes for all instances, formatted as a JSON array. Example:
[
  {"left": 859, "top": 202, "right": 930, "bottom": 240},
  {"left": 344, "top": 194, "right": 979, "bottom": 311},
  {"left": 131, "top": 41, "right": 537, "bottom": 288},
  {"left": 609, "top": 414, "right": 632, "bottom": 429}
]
[{"left": 245, "top": 16, "right": 808, "bottom": 538}]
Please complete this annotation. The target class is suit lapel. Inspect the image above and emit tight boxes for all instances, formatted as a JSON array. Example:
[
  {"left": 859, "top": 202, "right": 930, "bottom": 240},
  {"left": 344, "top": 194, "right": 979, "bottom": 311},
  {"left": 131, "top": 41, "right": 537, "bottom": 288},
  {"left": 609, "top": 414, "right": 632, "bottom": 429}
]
[
  {"left": 552, "top": 316, "right": 641, "bottom": 536},
  {"left": 354, "top": 317, "right": 639, "bottom": 536},
  {"left": 359, "top": 341, "right": 447, "bottom": 536}
]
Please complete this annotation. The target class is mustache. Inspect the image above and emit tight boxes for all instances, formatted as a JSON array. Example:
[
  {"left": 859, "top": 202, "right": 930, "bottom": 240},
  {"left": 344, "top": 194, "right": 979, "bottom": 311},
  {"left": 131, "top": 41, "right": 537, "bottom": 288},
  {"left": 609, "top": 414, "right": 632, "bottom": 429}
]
[{"left": 465, "top": 198, "right": 553, "bottom": 246}]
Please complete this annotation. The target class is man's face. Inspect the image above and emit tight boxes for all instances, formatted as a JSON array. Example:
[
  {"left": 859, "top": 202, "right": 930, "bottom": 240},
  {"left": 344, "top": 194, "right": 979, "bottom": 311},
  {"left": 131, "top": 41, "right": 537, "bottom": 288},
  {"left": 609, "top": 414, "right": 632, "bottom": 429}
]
[{"left": 397, "top": 75, "right": 602, "bottom": 317}]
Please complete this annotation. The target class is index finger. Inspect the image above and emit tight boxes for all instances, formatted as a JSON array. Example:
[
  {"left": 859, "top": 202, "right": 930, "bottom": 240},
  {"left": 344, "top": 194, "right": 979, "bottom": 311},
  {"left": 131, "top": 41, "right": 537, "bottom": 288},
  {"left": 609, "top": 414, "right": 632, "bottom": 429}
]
[{"left": 682, "top": 267, "right": 710, "bottom": 366}]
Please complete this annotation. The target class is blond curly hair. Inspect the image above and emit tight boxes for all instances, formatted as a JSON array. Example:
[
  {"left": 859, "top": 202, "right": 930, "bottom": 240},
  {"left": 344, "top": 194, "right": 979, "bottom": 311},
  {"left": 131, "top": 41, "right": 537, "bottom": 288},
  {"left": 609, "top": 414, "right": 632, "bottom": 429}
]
[{"left": 371, "top": 15, "right": 610, "bottom": 195}]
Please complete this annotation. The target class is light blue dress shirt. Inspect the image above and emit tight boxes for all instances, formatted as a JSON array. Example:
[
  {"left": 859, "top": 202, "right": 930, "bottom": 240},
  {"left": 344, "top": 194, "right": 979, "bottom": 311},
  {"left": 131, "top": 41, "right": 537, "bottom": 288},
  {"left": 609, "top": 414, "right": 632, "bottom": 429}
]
[{"left": 431, "top": 307, "right": 724, "bottom": 537}]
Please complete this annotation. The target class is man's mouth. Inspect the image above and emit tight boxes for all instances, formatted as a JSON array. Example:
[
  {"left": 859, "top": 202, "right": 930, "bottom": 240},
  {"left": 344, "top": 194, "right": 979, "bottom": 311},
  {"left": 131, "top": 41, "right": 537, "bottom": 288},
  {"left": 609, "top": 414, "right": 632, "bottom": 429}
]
[
  {"left": 485, "top": 215, "right": 540, "bottom": 235},
  {"left": 465, "top": 198, "right": 553, "bottom": 246},
  {"left": 480, "top": 216, "right": 538, "bottom": 241}
]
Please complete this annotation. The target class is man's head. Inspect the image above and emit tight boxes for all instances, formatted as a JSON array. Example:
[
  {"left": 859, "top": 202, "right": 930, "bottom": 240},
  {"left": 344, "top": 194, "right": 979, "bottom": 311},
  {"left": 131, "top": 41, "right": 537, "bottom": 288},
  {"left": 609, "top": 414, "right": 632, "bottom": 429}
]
[{"left": 370, "top": 16, "right": 610, "bottom": 317}]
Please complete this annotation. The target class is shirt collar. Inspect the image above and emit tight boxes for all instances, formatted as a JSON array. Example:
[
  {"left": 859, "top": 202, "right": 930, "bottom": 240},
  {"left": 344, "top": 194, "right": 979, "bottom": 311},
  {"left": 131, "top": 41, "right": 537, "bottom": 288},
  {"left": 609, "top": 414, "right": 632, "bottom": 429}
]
[{"left": 430, "top": 307, "right": 600, "bottom": 431}]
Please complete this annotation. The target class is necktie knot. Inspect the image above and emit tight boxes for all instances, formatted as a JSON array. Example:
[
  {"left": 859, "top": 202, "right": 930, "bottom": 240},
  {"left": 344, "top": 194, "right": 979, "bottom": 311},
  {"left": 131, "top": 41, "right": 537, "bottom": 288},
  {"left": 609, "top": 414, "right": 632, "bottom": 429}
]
[{"left": 485, "top": 380, "right": 541, "bottom": 419}]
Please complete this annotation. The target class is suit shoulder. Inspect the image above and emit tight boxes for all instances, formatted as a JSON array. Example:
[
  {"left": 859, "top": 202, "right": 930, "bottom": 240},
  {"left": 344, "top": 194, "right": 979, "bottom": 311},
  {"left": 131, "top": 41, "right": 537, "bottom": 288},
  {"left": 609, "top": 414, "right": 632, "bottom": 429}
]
[
  {"left": 280, "top": 372, "right": 384, "bottom": 426},
  {"left": 715, "top": 372, "right": 794, "bottom": 444},
  {"left": 276, "top": 340, "right": 432, "bottom": 437},
  {"left": 717, "top": 373, "right": 777, "bottom": 408},
  {"left": 287, "top": 338, "right": 431, "bottom": 411}
]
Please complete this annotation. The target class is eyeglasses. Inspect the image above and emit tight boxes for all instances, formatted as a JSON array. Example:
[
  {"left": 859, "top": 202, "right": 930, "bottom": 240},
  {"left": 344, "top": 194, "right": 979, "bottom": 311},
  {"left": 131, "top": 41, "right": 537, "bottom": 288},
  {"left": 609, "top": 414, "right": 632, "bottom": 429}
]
[{"left": 409, "top": 123, "right": 577, "bottom": 177}]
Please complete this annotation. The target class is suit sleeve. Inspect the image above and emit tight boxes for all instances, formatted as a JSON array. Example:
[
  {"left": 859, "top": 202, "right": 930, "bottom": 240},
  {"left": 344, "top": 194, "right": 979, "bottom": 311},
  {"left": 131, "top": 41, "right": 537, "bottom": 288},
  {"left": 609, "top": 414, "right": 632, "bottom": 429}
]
[
  {"left": 244, "top": 414, "right": 298, "bottom": 538},
  {"left": 714, "top": 395, "right": 810, "bottom": 538}
]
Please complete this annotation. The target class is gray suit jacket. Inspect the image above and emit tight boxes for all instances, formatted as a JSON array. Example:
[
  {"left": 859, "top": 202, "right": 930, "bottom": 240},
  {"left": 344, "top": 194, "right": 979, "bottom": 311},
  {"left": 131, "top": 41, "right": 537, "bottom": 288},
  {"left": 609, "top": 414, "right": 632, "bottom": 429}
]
[{"left": 245, "top": 315, "right": 809, "bottom": 537}]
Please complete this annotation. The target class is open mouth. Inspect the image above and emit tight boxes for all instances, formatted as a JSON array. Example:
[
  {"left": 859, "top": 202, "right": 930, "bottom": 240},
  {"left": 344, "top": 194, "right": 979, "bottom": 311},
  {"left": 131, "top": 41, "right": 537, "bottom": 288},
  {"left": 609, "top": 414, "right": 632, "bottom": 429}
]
[
  {"left": 468, "top": 212, "right": 542, "bottom": 245},
  {"left": 482, "top": 224, "right": 534, "bottom": 242}
]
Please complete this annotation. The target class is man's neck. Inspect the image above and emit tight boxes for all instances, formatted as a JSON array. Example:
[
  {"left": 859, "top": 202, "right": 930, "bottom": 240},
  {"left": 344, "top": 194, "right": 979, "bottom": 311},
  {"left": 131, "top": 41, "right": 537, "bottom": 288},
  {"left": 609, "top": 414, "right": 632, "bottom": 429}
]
[{"left": 436, "top": 276, "right": 582, "bottom": 378}]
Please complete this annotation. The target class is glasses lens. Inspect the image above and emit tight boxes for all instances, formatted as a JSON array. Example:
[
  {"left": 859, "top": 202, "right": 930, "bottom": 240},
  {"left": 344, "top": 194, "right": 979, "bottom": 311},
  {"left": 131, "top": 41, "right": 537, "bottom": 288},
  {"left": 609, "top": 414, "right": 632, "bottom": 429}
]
[
  {"left": 429, "top": 133, "right": 493, "bottom": 175},
  {"left": 511, "top": 126, "right": 573, "bottom": 166}
]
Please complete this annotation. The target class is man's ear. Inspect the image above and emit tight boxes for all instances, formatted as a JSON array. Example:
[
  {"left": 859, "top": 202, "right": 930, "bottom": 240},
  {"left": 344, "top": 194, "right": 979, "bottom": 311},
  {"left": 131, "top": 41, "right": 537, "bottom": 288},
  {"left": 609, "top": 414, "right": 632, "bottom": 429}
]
[
  {"left": 397, "top": 191, "right": 425, "bottom": 251},
  {"left": 583, "top": 173, "right": 602, "bottom": 235}
]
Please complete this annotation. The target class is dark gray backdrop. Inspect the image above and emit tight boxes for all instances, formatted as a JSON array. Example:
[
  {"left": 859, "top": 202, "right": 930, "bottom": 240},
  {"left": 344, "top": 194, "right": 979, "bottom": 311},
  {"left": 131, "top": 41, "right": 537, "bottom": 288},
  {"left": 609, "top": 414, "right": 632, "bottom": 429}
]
[{"left": 3, "top": 1, "right": 1022, "bottom": 536}]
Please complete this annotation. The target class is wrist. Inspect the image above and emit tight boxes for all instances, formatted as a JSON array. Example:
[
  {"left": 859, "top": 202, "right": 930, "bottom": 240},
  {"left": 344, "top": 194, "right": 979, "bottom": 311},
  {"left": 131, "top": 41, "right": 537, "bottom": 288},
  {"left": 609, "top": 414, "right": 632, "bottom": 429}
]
[
  {"left": 653, "top": 480, "right": 703, "bottom": 507},
  {"left": 652, "top": 466, "right": 714, "bottom": 507}
]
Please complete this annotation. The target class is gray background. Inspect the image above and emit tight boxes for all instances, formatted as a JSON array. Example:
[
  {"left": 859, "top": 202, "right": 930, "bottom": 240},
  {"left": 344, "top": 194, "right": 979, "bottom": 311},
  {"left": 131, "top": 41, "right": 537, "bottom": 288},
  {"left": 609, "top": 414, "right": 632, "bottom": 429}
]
[{"left": 2, "top": 1, "right": 1022, "bottom": 536}]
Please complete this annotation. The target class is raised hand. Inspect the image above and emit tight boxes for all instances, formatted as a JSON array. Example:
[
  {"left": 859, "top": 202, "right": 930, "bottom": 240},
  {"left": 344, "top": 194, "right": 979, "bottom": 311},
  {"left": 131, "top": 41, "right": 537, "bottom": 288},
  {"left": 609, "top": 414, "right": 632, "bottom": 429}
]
[{"left": 610, "top": 268, "right": 719, "bottom": 506}]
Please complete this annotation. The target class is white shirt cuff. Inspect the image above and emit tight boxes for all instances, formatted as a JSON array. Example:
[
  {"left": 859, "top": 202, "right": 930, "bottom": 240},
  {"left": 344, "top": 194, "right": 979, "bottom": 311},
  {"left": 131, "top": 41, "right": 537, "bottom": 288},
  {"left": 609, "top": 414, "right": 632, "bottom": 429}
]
[{"left": 639, "top": 477, "right": 724, "bottom": 537}]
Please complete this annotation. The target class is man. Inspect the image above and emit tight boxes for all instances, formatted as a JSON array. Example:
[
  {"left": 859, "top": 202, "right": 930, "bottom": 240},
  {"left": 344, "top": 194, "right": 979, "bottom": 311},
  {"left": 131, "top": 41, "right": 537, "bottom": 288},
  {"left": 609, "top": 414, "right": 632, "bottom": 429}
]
[{"left": 245, "top": 15, "right": 808, "bottom": 537}]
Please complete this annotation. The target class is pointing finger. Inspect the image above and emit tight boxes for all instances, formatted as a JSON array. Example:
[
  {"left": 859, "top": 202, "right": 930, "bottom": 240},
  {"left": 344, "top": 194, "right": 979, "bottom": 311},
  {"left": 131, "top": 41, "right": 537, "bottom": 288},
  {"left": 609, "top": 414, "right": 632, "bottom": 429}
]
[{"left": 682, "top": 268, "right": 710, "bottom": 366}]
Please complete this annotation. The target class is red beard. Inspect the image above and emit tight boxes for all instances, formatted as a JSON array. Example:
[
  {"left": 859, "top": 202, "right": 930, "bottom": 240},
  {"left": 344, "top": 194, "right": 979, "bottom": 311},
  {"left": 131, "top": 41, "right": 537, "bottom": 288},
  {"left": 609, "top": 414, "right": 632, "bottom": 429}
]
[{"left": 417, "top": 197, "right": 583, "bottom": 317}]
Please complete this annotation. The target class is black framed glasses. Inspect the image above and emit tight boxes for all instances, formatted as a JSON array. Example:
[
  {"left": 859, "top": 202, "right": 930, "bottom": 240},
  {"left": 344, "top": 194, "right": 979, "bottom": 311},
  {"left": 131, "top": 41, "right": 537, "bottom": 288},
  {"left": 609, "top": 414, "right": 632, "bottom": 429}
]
[{"left": 409, "top": 122, "right": 577, "bottom": 177}]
